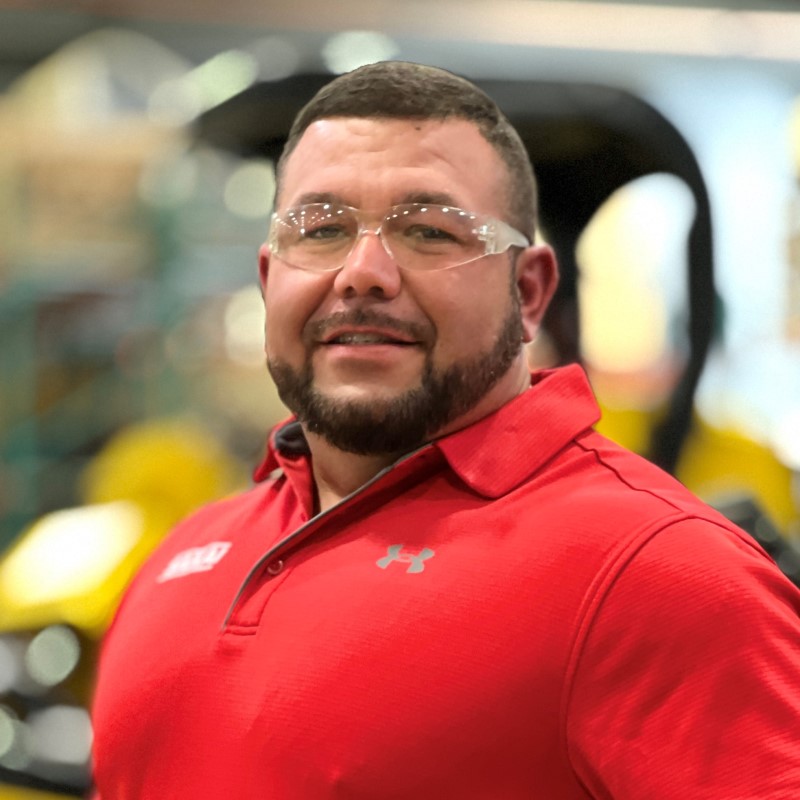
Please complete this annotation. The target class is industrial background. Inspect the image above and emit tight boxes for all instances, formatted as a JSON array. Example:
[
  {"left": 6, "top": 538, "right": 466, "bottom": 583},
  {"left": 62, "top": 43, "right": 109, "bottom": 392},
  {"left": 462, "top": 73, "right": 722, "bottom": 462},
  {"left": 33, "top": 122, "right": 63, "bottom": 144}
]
[{"left": 0, "top": 1, "right": 799, "bottom": 797}]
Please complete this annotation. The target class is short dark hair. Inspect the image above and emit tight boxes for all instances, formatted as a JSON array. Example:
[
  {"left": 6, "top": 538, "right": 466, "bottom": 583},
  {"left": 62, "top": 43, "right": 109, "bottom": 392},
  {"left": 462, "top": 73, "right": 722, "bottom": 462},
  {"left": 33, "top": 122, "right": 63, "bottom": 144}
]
[{"left": 276, "top": 61, "right": 538, "bottom": 241}]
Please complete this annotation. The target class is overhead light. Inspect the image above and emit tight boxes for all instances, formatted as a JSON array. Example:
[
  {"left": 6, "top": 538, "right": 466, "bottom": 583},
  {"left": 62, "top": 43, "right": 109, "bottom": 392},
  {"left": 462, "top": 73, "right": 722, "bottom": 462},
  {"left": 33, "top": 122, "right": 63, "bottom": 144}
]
[
  {"left": 223, "top": 161, "right": 276, "bottom": 219},
  {"left": 148, "top": 76, "right": 204, "bottom": 126},
  {"left": 247, "top": 36, "right": 301, "bottom": 82},
  {"left": 189, "top": 50, "right": 259, "bottom": 107},
  {"left": 322, "top": 31, "right": 399, "bottom": 74},
  {"left": 148, "top": 49, "right": 259, "bottom": 124}
]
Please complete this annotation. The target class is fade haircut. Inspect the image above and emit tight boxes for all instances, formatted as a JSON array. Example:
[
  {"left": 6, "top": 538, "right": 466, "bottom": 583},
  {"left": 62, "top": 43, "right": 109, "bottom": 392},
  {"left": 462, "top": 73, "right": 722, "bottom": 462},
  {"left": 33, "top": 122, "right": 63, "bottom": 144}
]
[{"left": 276, "top": 61, "right": 538, "bottom": 241}]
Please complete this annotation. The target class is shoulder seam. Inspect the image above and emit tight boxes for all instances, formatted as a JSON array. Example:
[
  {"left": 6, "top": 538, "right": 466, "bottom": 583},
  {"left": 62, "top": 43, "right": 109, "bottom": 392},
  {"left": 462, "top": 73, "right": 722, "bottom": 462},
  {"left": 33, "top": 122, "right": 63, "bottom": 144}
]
[{"left": 575, "top": 436, "right": 686, "bottom": 514}]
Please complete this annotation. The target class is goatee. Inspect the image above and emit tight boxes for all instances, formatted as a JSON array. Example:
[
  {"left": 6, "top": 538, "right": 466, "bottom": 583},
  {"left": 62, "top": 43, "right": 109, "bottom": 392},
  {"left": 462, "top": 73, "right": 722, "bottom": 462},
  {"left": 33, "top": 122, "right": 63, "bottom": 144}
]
[{"left": 268, "top": 307, "right": 523, "bottom": 457}]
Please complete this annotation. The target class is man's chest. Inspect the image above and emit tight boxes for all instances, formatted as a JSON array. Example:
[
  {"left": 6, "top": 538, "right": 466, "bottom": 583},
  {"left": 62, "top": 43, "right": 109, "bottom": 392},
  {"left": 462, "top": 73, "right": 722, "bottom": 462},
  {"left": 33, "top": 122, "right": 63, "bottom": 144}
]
[{"left": 92, "top": 480, "right": 600, "bottom": 798}]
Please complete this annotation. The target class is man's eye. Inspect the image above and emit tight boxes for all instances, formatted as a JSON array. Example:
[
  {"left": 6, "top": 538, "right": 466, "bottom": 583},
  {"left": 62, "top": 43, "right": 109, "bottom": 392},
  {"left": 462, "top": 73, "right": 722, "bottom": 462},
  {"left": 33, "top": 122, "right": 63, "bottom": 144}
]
[
  {"left": 302, "top": 224, "right": 348, "bottom": 241},
  {"left": 406, "top": 225, "right": 458, "bottom": 242}
]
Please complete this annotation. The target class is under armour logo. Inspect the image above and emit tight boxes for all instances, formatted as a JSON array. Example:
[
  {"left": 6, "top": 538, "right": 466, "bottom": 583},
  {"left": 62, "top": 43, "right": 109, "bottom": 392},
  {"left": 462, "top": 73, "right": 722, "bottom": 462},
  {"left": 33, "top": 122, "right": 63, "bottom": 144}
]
[{"left": 376, "top": 544, "right": 435, "bottom": 574}]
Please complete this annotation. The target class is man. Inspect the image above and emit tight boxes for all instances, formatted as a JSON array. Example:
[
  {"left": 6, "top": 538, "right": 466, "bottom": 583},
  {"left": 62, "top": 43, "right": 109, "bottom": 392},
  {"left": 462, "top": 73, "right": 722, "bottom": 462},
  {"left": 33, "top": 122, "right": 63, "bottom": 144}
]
[{"left": 92, "top": 62, "right": 800, "bottom": 798}]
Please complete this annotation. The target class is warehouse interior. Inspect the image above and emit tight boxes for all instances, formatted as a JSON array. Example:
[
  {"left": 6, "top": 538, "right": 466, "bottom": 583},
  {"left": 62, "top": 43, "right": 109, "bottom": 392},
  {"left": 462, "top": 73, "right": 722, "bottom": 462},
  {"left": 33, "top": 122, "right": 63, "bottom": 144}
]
[{"left": 0, "top": 1, "right": 799, "bottom": 796}]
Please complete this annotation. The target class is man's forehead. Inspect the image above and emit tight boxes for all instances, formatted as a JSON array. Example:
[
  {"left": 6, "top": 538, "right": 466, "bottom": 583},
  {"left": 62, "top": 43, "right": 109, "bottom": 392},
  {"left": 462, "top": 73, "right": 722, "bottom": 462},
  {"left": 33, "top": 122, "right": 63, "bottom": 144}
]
[
  {"left": 277, "top": 115, "right": 508, "bottom": 214},
  {"left": 291, "top": 115, "right": 488, "bottom": 151},
  {"left": 290, "top": 189, "right": 465, "bottom": 210}
]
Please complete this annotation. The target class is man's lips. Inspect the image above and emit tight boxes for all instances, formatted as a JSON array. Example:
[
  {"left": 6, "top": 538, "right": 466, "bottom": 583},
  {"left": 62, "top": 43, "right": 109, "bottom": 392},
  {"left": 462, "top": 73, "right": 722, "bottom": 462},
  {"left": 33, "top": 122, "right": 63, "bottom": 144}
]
[
  {"left": 322, "top": 328, "right": 418, "bottom": 346},
  {"left": 307, "top": 310, "right": 430, "bottom": 348}
]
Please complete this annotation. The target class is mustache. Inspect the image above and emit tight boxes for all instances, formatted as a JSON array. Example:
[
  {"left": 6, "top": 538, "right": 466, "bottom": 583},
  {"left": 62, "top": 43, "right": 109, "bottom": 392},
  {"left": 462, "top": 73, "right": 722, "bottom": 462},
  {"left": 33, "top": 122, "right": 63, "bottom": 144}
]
[{"left": 306, "top": 309, "right": 432, "bottom": 343}]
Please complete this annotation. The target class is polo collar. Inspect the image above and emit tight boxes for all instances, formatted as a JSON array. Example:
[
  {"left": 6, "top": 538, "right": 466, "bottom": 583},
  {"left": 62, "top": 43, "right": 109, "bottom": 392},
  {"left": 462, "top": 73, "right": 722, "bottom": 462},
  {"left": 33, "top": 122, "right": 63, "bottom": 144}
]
[
  {"left": 254, "top": 364, "right": 600, "bottom": 499},
  {"left": 253, "top": 419, "right": 307, "bottom": 482},
  {"left": 433, "top": 364, "right": 601, "bottom": 498}
]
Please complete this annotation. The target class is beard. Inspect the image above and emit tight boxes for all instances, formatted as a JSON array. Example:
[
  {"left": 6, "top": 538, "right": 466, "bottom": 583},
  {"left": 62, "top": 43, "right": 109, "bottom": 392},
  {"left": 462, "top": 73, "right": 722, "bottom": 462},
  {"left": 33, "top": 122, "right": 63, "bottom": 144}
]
[{"left": 268, "top": 303, "right": 524, "bottom": 457}]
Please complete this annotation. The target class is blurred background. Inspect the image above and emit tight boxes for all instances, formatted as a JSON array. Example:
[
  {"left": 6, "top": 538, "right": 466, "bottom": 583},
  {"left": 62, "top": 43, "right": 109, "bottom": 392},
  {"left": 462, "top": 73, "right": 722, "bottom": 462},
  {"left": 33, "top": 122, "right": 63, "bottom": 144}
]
[{"left": 0, "top": 0, "right": 799, "bottom": 796}]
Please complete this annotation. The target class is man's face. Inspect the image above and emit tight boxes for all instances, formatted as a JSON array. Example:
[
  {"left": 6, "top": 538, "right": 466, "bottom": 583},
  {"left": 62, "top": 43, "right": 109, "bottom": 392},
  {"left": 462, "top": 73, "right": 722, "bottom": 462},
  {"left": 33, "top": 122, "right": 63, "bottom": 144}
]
[{"left": 259, "top": 117, "right": 556, "bottom": 455}]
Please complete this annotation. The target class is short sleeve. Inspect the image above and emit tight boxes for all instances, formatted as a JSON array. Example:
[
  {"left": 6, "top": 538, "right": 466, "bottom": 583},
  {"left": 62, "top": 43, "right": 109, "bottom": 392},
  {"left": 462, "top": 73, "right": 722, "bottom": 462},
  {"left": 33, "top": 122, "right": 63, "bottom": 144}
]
[{"left": 566, "top": 517, "right": 800, "bottom": 799}]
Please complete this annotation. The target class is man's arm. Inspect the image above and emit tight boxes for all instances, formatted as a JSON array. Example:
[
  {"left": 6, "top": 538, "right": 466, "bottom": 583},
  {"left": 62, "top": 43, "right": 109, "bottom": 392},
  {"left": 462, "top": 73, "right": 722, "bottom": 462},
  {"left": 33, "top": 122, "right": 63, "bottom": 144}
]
[{"left": 566, "top": 517, "right": 800, "bottom": 799}]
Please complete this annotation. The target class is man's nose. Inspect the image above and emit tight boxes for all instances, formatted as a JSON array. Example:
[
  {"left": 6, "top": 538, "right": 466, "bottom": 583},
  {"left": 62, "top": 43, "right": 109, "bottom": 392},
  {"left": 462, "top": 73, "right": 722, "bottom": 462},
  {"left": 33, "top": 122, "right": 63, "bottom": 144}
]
[{"left": 332, "top": 229, "right": 402, "bottom": 299}]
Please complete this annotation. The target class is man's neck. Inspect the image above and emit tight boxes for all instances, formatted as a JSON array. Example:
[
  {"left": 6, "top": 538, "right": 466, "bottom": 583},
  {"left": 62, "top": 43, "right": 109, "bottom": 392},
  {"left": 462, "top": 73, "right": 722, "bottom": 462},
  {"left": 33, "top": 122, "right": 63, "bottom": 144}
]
[
  {"left": 305, "top": 432, "right": 402, "bottom": 513},
  {"left": 302, "top": 361, "right": 533, "bottom": 513}
]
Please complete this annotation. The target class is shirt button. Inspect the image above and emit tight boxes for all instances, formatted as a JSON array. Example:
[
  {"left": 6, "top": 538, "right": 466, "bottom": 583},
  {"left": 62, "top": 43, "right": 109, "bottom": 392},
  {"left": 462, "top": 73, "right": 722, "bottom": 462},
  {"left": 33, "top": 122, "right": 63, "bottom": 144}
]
[{"left": 266, "top": 559, "right": 285, "bottom": 576}]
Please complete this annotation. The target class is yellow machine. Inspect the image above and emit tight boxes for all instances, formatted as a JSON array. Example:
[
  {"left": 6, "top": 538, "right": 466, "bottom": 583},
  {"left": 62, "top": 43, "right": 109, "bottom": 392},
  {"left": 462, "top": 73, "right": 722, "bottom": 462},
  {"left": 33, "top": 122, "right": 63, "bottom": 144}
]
[{"left": 0, "top": 419, "right": 244, "bottom": 798}]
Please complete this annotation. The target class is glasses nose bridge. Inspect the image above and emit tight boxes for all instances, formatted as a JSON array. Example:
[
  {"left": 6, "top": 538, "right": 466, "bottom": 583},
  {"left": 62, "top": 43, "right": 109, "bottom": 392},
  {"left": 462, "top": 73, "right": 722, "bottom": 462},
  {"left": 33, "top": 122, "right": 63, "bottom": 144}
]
[{"left": 352, "top": 212, "right": 393, "bottom": 258}]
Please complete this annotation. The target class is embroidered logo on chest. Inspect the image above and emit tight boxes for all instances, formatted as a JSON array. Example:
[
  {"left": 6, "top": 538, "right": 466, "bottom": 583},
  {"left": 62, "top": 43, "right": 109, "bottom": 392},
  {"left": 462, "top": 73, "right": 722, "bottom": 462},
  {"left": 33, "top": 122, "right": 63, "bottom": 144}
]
[
  {"left": 376, "top": 544, "right": 435, "bottom": 574},
  {"left": 157, "top": 541, "right": 232, "bottom": 583}
]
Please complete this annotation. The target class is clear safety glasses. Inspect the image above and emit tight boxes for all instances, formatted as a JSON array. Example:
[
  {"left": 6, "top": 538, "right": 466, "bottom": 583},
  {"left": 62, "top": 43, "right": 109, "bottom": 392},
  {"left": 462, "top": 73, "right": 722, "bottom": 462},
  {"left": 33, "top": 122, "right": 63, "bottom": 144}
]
[{"left": 268, "top": 202, "right": 530, "bottom": 272}]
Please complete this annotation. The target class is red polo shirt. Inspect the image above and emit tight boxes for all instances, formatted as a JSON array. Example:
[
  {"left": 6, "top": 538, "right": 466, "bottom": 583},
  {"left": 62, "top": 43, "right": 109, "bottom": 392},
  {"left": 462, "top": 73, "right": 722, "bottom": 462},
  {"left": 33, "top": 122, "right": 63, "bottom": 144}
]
[{"left": 92, "top": 365, "right": 800, "bottom": 798}]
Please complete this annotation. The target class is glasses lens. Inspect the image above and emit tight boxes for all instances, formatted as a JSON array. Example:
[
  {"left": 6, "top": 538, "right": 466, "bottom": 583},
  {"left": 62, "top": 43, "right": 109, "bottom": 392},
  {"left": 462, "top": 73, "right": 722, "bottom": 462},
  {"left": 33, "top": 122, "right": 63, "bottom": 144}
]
[
  {"left": 272, "top": 204, "right": 358, "bottom": 271},
  {"left": 270, "top": 203, "right": 510, "bottom": 272},
  {"left": 383, "top": 205, "right": 486, "bottom": 271}
]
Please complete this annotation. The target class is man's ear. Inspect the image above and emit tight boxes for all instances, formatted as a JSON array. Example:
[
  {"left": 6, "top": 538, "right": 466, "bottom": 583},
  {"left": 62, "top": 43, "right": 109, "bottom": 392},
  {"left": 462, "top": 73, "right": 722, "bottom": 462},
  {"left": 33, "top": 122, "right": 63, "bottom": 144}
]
[
  {"left": 258, "top": 243, "right": 271, "bottom": 292},
  {"left": 515, "top": 244, "right": 559, "bottom": 343}
]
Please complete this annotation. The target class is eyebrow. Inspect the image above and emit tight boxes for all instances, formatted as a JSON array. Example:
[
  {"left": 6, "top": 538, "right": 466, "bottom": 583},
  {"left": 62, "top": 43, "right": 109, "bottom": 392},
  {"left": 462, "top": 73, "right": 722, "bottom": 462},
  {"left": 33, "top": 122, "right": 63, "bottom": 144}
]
[
  {"left": 287, "top": 190, "right": 465, "bottom": 210},
  {"left": 293, "top": 192, "right": 347, "bottom": 207},
  {"left": 395, "top": 191, "right": 461, "bottom": 207}
]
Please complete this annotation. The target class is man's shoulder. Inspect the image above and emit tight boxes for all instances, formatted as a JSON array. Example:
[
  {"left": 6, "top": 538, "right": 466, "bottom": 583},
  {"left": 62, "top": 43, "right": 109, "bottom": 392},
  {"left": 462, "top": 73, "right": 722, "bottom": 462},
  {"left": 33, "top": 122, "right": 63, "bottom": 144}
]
[
  {"left": 504, "top": 425, "right": 751, "bottom": 574},
  {"left": 526, "top": 426, "right": 723, "bottom": 523}
]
